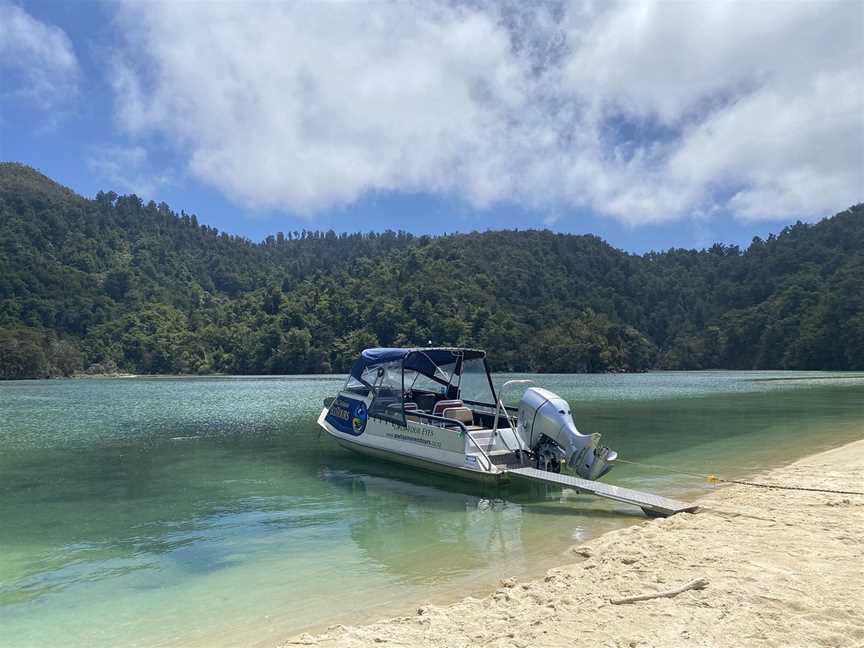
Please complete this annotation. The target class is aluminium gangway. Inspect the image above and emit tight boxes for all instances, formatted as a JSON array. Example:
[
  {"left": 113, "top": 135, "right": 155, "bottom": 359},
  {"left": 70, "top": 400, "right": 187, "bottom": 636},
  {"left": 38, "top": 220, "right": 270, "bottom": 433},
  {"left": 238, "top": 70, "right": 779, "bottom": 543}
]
[{"left": 505, "top": 467, "right": 698, "bottom": 517}]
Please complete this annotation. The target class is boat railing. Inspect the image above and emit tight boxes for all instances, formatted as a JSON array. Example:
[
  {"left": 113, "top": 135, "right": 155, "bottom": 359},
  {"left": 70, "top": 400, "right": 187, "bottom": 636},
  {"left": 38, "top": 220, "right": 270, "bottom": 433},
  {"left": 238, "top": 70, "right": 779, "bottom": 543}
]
[
  {"left": 462, "top": 399, "right": 519, "bottom": 415},
  {"left": 409, "top": 411, "right": 495, "bottom": 473},
  {"left": 492, "top": 380, "right": 533, "bottom": 455}
]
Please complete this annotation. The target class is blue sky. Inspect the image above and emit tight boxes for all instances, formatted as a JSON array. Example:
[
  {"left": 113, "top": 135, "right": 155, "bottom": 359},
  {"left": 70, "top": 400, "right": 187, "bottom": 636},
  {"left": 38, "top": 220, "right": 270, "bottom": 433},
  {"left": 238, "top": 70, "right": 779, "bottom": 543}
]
[{"left": 2, "top": 1, "right": 862, "bottom": 253}]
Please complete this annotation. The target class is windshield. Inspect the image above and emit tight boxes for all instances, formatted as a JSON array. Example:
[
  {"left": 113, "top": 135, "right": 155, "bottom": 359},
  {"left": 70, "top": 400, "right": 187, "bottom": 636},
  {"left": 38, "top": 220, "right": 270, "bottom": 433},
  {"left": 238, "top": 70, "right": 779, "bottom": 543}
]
[
  {"left": 405, "top": 354, "right": 496, "bottom": 405},
  {"left": 366, "top": 359, "right": 405, "bottom": 425},
  {"left": 458, "top": 357, "right": 496, "bottom": 405},
  {"left": 404, "top": 370, "right": 447, "bottom": 395},
  {"left": 342, "top": 375, "right": 369, "bottom": 396}
]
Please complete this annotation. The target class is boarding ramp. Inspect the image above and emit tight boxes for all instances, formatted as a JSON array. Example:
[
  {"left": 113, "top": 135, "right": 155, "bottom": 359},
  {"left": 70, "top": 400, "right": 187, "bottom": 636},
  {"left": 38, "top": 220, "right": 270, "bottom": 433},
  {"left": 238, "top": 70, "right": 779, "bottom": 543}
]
[{"left": 506, "top": 467, "right": 697, "bottom": 517}]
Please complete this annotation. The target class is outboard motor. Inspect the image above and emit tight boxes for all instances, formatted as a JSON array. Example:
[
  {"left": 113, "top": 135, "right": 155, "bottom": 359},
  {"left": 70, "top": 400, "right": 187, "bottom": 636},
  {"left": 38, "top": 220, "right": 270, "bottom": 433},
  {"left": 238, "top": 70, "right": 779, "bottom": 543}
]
[{"left": 517, "top": 388, "right": 617, "bottom": 480}]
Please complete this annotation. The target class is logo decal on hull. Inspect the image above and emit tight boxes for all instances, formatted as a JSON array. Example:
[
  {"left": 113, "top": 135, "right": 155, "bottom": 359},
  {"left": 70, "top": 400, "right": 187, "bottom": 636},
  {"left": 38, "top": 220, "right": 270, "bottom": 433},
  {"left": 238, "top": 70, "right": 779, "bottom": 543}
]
[
  {"left": 352, "top": 403, "right": 368, "bottom": 434},
  {"left": 326, "top": 397, "right": 368, "bottom": 436}
]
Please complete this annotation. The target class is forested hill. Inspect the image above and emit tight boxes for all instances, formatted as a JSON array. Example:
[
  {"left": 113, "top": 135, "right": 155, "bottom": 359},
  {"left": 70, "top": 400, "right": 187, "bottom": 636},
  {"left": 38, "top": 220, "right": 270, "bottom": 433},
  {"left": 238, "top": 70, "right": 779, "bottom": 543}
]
[{"left": 1, "top": 162, "right": 862, "bottom": 379}]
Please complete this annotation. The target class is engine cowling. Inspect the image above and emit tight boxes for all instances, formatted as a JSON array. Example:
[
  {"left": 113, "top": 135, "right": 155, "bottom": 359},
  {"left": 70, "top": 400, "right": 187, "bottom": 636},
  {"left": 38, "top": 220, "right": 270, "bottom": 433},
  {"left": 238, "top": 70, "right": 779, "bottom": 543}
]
[{"left": 516, "top": 387, "right": 617, "bottom": 480}]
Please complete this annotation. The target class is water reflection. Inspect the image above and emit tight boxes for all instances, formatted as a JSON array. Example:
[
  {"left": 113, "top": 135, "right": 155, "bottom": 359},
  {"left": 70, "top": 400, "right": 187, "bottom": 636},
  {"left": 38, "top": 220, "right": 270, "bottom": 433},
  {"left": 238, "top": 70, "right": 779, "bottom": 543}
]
[{"left": 320, "top": 467, "right": 524, "bottom": 581}]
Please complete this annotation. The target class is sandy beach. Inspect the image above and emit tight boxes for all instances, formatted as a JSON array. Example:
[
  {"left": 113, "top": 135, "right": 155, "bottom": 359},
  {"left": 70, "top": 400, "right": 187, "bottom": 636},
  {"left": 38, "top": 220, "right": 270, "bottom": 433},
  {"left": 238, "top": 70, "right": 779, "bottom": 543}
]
[{"left": 280, "top": 439, "right": 864, "bottom": 648}]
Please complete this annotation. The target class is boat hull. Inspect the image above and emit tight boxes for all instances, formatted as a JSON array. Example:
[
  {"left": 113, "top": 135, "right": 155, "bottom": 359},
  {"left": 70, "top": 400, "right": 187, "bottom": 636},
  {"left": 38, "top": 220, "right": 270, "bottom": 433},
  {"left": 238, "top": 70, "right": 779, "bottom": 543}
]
[
  {"left": 330, "top": 433, "right": 508, "bottom": 485},
  {"left": 317, "top": 407, "right": 506, "bottom": 485}
]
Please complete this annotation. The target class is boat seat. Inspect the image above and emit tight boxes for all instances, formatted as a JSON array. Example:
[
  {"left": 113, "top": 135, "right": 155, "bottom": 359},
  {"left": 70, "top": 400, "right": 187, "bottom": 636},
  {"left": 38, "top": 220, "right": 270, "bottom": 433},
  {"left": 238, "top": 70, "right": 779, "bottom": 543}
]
[
  {"left": 413, "top": 393, "right": 437, "bottom": 411},
  {"left": 400, "top": 402, "right": 422, "bottom": 422},
  {"left": 433, "top": 399, "right": 463, "bottom": 416},
  {"left": 442, "top": 406, "right": 474, "bottom": 426}
]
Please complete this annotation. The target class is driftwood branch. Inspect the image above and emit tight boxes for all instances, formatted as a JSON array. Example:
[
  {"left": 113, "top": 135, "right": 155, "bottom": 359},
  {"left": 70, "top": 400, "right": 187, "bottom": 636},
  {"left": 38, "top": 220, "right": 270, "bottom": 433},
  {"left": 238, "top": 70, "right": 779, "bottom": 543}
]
[{"left": 610, "top": 577, "right": 709, "bottom": 605}]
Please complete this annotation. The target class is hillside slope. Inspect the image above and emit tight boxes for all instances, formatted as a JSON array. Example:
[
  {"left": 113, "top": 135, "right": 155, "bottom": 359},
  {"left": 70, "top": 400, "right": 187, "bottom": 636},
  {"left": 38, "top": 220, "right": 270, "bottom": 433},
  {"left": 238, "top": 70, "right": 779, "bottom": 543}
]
[{"left": 1, "top": 162, "right": 861, "bottom": 378}]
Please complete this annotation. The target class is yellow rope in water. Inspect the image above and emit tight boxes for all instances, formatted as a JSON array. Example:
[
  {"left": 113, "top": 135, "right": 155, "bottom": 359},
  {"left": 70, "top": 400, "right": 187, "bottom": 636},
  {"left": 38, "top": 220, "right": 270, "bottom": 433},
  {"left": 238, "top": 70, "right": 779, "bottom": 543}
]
[{"left": 615, "top": 458, "right": 864, "bottom": 496}]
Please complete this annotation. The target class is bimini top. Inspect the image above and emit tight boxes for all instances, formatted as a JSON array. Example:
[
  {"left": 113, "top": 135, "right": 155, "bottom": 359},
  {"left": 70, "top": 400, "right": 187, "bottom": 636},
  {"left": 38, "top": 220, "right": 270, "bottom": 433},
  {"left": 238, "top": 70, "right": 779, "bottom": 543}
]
[{"left": 349, "top": 347, "right": 486, "bottom": 379}]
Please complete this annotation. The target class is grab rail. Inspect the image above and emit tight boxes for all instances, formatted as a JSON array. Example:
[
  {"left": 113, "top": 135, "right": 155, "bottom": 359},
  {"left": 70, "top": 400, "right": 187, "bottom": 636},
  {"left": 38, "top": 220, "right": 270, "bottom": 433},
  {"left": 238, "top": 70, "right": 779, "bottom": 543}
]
[
  {"left": 462, "top": 399, "right": 519, "bottom": 414},
  {"left": 492, "top": 380, "right": 533, "bottom": 455},
  {"left": 409, "top": 411, "right": 495, "bottom": 473}
]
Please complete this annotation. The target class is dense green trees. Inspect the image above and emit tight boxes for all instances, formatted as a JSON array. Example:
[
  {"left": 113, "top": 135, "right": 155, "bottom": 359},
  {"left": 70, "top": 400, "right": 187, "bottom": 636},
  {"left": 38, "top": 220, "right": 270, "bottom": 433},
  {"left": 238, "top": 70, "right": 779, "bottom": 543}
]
[
  {"left": 0, "top": 162, "right": 861, "bottom": 379},
  {"left": 0, "top": 327, "right": 83, "bottom": 379}
]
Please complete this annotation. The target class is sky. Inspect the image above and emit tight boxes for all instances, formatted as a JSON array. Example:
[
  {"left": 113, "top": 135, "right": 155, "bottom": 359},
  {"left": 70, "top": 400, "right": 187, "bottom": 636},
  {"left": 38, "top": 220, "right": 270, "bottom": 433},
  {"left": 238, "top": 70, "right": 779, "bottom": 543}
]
[{"left": 1, "top": 1, "right": 862, "bottom": 254}]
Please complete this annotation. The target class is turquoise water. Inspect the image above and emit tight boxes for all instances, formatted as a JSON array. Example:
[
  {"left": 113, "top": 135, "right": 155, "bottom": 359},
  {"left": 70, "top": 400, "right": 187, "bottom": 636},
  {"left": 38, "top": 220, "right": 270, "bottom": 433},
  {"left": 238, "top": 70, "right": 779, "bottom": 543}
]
[{"left": 1, "top": 372, "right": 862, "bottom": 647}]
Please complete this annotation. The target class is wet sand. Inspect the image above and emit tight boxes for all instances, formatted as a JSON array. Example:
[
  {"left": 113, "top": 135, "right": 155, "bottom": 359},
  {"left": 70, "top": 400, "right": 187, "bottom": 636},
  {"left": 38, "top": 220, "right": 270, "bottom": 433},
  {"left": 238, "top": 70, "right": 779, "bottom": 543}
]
[{"left": 280, "top": 438, "right": 864, "bottom": 648}]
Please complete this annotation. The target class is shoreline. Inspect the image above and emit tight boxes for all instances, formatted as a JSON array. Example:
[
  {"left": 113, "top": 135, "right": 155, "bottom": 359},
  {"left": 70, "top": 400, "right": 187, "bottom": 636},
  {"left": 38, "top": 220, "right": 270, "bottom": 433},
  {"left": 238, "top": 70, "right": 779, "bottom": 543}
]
[
  {"left": 279, "top": 437, "right": 864, "bottom": 648},
  {"left": 5, "top": 369, "right": 864, "bottom": 383}
]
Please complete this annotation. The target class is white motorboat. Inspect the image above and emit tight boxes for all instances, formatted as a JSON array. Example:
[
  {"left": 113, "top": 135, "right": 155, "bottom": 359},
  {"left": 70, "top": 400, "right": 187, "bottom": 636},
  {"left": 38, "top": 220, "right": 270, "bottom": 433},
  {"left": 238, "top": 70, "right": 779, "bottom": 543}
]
[{"left": 318, "top": 347, "right": 616, "bottom": 484}]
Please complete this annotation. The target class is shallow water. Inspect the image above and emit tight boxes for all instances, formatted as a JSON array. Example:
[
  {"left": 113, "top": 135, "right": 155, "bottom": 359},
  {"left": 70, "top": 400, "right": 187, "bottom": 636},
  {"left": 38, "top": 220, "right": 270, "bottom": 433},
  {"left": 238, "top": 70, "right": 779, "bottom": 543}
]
[{"left": 1, "top": 372, "right": 862, "bottom": 647}]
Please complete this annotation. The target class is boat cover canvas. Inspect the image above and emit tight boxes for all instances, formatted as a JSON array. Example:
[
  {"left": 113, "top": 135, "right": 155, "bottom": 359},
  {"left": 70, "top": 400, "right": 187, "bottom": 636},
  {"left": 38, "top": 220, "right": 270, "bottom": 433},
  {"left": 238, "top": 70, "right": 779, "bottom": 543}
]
[{"left": 349, "top": 347, "right": 485, "bottom": 380}]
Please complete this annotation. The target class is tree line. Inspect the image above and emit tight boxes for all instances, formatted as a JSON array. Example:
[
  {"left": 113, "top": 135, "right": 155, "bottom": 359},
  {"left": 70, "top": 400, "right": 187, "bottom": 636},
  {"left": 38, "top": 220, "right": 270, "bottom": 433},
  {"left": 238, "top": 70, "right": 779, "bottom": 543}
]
[{"left": 1, "top": 162, "right": 861, "bottom": 379}]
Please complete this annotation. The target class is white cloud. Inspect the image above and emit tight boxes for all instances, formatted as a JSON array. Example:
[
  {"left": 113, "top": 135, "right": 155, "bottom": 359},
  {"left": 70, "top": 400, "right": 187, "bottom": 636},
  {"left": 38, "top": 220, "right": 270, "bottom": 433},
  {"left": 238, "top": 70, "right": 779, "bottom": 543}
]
[
  {"left": 0, "top": 2, "right": 78, "bottom": 108},
  {"left": 88, "top": 145, "right": 175, "bottom": 198},
  {"left": 109, "top": 1, "right": 863, "bottom": 224}
]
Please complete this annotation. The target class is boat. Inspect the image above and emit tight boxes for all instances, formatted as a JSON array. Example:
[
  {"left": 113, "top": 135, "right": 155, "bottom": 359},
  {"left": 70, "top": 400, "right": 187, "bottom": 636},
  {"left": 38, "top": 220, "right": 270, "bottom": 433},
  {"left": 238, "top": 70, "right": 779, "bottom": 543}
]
[
  {"left": 318, "top": 347, "right": 617, "bottom": 483},
  {"left": 318, "top": 347, "right": 698, "bottom": 517}
]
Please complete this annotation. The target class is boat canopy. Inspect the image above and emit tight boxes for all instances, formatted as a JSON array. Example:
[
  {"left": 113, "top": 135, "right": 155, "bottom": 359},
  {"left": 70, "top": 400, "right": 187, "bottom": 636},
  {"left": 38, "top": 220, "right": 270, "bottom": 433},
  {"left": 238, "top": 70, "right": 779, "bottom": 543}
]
[
  {"left": 349, "top": 347, "right": 486, "bottom": 380},
  {"left": 345, "top": 347, "right": 496, "bottom": 426}
]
